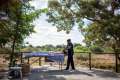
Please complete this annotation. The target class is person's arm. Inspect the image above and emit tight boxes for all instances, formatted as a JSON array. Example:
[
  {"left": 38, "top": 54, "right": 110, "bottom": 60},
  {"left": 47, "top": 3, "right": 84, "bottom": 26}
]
[{"left": 63, "top": 48, "right": 67, "bottom": 55}]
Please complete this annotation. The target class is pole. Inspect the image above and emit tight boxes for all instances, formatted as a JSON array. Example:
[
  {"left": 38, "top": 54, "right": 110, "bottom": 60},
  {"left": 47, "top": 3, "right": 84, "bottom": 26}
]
[
  {"left": 115, "top": 52, "right": 118, "bottom": 72},
  {"left": 39, "top": 57, "right": 41, "bottom": 66},
  {"left": 20, "top": 52, "right": 23, "bottom": 64},
  {"left": 27, "top": 57, "right": 30, "bottom": 64},
  {"left": 89, "top": 52, "right": 92, "bottom": 70}
]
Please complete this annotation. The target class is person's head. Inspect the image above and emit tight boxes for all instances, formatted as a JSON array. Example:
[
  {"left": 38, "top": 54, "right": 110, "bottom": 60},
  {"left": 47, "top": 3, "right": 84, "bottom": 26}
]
[{"left": 67, "top": 39, "right": 71, "bottom": 44}]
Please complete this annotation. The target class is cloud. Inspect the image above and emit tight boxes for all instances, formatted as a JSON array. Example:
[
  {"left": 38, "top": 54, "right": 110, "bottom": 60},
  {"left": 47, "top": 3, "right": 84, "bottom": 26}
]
[
  {"left": 25, "top": 15, "right": 84, "bottom": 46},
  {"left": 29, "top": 0, "right": 48, "bottom": 9},
  {"left": 25, "top": 0, "right": 84, "bottom": 46}
]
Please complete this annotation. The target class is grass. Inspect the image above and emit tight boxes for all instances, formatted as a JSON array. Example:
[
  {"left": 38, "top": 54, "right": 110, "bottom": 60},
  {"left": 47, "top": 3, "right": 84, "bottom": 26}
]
[
  {"left": 74, "top": 53, "right": 117, "bottom": 70},
  {"left": 0, "top": 53, "right": 119, "bottom": 72}
]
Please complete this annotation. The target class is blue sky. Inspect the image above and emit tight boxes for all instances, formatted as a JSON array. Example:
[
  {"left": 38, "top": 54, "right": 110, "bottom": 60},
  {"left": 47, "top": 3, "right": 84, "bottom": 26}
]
[{"left": 25, "top": 0, "right": 85, "bottom": 46}]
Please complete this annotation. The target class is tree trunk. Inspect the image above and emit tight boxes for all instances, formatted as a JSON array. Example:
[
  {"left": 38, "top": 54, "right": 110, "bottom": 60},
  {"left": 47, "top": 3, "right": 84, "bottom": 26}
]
[{"left": 9, "top": 37, "right": 16, "bottom": 67}]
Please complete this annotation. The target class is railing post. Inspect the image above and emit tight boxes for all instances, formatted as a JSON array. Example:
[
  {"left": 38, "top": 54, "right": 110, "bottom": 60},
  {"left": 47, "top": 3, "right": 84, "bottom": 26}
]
[
  {"left": 39, "top": 57, "right": 41, "bottom": 66},
  {"left": 89, "top": 52, "right": 92, "bottom": 70},
  {"left": 27, "top": 57, "right": 30, "bottom": 64},
  {"left": 115, "top": 52, "right": 118, "bottom": 72},
  {"left": 20, "top": 52, "right": 23, "bottom": 64}
]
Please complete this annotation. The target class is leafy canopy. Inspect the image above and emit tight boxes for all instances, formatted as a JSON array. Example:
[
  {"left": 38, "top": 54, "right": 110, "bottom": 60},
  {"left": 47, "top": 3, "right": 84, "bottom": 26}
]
[
  {"left": 0, "top": 0, "right": 47, "bottom": 48},
  {"left": 47, "top": 0, "right": 120, "bottom": 50}
]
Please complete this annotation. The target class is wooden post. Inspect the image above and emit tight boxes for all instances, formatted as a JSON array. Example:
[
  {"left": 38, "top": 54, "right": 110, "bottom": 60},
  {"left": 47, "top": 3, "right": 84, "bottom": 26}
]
[
  {"left": 89, "top": 52, "right": 92, "bottom": 70},
  {"left": 115, "top": 52, "right": 118, "bottom": 72},
  {"left": 39, "top": 57, "right": 41, "bottom": 66},
  {"left": 27, "top": 57, "right": 30, "bottom": 64},
  {"left": 20, "top": 52, "right": 23, "bottom": 64}
]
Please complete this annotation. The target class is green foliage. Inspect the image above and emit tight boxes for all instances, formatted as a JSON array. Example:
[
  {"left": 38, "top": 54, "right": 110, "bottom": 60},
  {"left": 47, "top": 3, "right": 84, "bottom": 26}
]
[
  {"left": 74, "top": 43, "right": 89, "bottom": 52},
  {"left": 21, "top": 43, "right": 89, "bottom": 53},
  {"left": 0, "top": 0, "right": 47, "bottom": 66},
  {"left": 47, "top": 0, "right": 75, "bottom": 33},
  {"left": 0, "top": 0, "right": 47, "bottom": 48},
  {"left": 47, "top": 0, "right": 120, "bottom": 51},
  {"left": 90, "top": 45, "right": 104, "bottom": 53}
]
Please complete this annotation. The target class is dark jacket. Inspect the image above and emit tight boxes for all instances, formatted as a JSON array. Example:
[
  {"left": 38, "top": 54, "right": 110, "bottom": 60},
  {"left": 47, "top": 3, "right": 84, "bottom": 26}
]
[{"left": 67, "top": 43, "right": 74, "bottom": 56}]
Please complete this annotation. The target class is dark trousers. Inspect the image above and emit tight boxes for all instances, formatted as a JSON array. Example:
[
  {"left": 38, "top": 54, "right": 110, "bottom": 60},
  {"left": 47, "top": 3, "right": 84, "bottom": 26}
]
[{"left": 66, "top": 55, "right": 75, "bottom": 70}]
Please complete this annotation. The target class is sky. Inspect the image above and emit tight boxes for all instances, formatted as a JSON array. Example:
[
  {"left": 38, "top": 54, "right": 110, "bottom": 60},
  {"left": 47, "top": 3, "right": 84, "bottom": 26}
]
[{"left": 24, "top": 0, "right": 85, "bottom": 46}]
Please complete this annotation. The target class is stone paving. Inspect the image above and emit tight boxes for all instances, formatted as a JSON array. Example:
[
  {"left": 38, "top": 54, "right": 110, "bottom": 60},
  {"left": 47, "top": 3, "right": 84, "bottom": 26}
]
[
  {"left": 28, "top": 65, "right": 120, "bottom": 80},
  {"left": 0, "top": 65, "right": 120, "bottom": 80}
]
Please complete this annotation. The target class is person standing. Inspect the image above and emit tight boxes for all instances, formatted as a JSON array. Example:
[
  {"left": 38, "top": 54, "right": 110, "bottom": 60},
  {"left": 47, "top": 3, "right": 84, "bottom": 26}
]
[{"left": 65, "top": 39, "right": 75, "bottom": 70}]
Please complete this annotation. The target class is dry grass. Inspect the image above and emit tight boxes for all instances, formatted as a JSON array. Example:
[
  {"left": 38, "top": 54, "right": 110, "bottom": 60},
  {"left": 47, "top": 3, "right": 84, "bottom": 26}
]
[
  {"left": 74, "top": 53, "right": 118, "bottom": 70},
  {"left": 25, "top": 54, "right": 119, "bottom": 71},
  {"left": 0, "top": 54, "right": 9, "bottom": 72}
]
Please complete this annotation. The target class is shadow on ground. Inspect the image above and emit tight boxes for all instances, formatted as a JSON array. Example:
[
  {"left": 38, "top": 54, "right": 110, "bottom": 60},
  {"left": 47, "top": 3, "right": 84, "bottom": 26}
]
[
  {"left": 28, "top": 67, "right": 93, "bottom": 80},
  {"left": 90, "top": 69, "right": 120, "bottom": 78},
  {"left": 28, "top": 66, "right": 120, "bottom": 80}
]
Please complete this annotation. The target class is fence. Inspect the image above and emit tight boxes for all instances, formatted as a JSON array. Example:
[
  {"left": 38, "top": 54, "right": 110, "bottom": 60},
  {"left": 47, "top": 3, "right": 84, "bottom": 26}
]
[{"left": 74, "top": 52, "right": 120, "bottom": 72}]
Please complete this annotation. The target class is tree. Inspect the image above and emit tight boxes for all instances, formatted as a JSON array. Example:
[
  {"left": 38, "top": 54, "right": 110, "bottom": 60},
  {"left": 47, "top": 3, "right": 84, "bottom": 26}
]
[
  {"left": 74, "top": 43, "right": 82, "bottom": 47},
  {"left": 47, "top": 0, "right": 120, "bottom": 51},
  {"left": 90, "top": 45, "right": 104, "bottom": 53},
  {"left": 74, "top": 43, "right": 89, "bottom": 52},
  {"left": 0, "top": 0, "right": 47, "bottom": 66}
]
